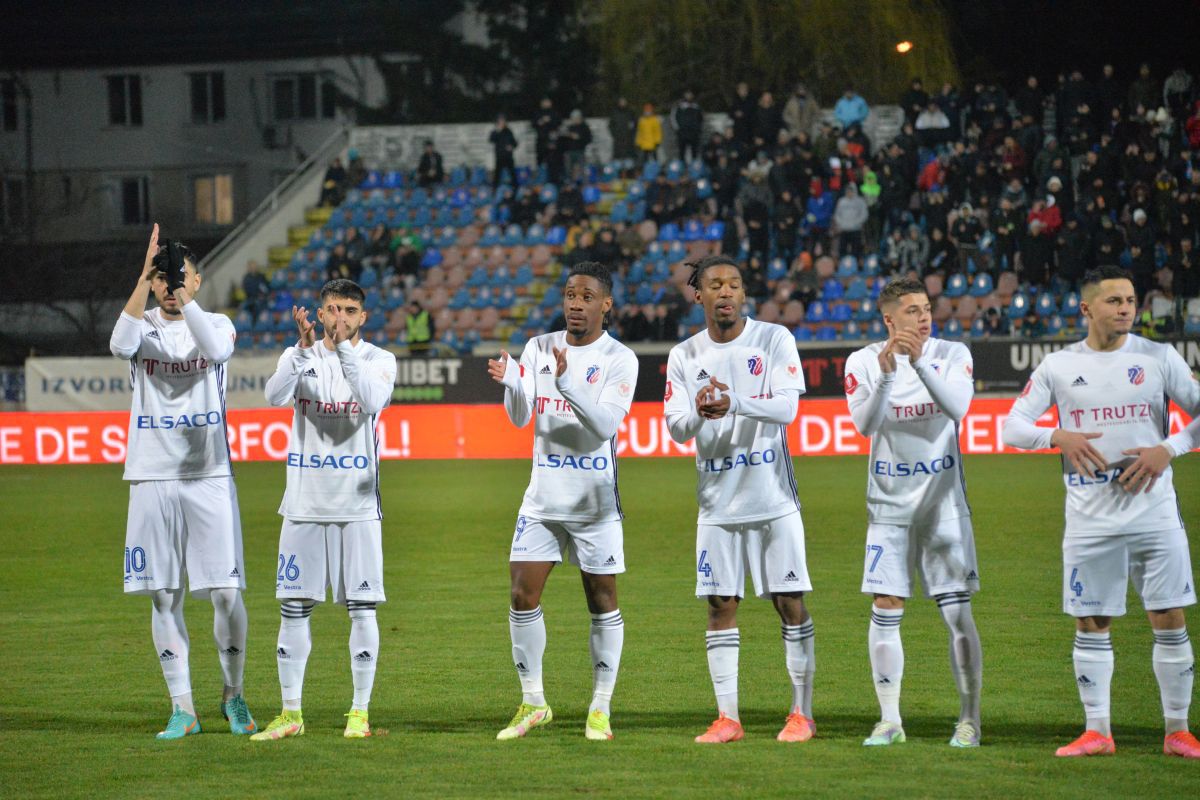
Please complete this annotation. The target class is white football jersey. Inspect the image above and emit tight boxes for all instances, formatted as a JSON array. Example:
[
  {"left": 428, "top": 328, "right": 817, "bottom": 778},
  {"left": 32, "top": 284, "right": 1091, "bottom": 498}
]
[
  {"left": 1005, "top": 335, "right": 1200, "bottom": 535},
  {"left": 110, "top": 306, "right": 235, "bottom": 481},
  {"left": 265, "top": 339, "right": 397, "bottom": 522},
  {"left": 508, "top": 331, "right": 638, "bottom": 522},
  {"left": 844, "top": 338, "right": 973, "bottom": 524},
  {"left": 665, "top": 319, "right": 806, "bottom": 525}
]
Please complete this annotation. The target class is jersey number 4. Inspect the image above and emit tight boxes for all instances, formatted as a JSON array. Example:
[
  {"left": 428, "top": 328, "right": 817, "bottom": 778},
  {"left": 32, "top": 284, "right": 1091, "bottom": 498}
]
[
  {"left": 1069, "top": 568, "right": 1084, "bottom": 598},
  {"left": 697, "top": 549, "right": 713, "bottom": 578}
]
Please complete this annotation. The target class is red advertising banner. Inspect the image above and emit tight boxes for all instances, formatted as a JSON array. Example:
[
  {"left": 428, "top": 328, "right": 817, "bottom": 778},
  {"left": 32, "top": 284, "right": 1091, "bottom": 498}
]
[{"left": 0, "top": 400, "right": 1192, "bottom": 466}]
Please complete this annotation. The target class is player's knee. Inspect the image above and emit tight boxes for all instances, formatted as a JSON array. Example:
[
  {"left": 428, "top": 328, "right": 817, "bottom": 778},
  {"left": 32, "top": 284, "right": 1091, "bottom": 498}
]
[
  {"left": 582, "top": 574, "right": 618, "bottom": 614},
  {"left": 873, "top": 594, "right": 905, "bottom": 610},
  {"left": 706, "top": 595, "right": 739, "bottom": 626},
  {"left": 1075, "top": 615, "right": 1112, "bottom": 633},
  {"left": 150, "top": 589, "right": 180, "bottom": 615},
  {"left": 1148, "top": 607, "right": 1185, "bottom": 628},
  {"left": 209, "top": 588, "right": 239, "bottom": 616},
  {"left": 772, "top": 592, "right": 808, "bottom": 625},
  {"left": 510, "top": 586, "right": 541, "bottom": 611}
]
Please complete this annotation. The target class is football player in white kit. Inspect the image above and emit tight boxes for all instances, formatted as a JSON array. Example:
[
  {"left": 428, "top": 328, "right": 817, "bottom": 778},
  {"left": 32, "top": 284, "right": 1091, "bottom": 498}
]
[
  {"left": 1004, "top": 266, "right": 1200, "bottom": 758},
  {"left": 253, "top": 279, "right": 397, "bottom": 741},
  {"left": 843, "top": 277, "right": 982, "bottom": 748},
  {"left": 111, "top": 224, "right": 257, "bottom": 739},
  {"left": 664, "top": 255, "right": 814, "bottom": 744},
  {"left": 487, "top": 262, "right": 638, "bottom": 742}
]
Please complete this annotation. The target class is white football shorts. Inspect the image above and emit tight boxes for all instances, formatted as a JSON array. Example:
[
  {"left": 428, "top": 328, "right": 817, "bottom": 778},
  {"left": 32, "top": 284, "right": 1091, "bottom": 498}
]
[
  {"left": 1062, "top": 527, "right": 1196, "bottom": 617},
  {"left": 696, "top": 510, "right": 811, "bottom": 599},
  {"left": 861, "top": 516, "right": 980, "bottom": 598},
  {"left": 123, "top": 477, "right": 245, "bottom": 598},
  {"left": 276, "top": 519, "right": 386, "bottom": 604},
  {"left": 508, "top": 515, "right": 625, "bottom": 574}
]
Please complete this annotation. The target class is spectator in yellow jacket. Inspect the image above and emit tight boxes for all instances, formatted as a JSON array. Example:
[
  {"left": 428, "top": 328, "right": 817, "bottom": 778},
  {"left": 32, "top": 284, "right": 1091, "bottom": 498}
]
[{"left": 636, "top": 103, "right": 662, "bottom": 166}]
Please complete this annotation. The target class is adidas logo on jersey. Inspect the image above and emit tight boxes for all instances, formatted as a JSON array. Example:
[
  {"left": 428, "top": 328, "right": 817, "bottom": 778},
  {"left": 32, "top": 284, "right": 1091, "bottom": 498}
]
[
  {"left": 353, "top": 650, "right": 374, "bottom": 663},
  {"left": 696, "top": 369, "right": 710, "bottom": 381},
  {"left": 229, "top": 567, "right": 240, "bottom": 578},
  {"left": 783, "top": 571, "right": 798, "bottom": 582},
  {"left": 302, "top": 368, "right": 318, "bottom": 377},
  {"left": 358, "top": 580, "right": 371, "bottom": 591},
  {"left": 603, "top": 555, "right": 617, "bottom": 566},
  {"left": 539, "top": 365, "right": 552, "bottom": 374},
  {"left": 277, "top": 647, "right": 290, "bottom": 660},
  {"left": 515, "top": 661, "right": 528, "bottom": 673},
  {"left": 1071, "top": 376, "right": 1088, "bottom": 387},
  {"left": 1077, "top": 674, "right": 1095, "bottom": 688},
  {"left": 147, "top": 330, "right": 161, "bottom": 339},
  {"left": 159, "top": 649, "right": 177, "bottom": 662},
  {"left": 595, "top": 661, "right": 613, "bottom": 672}
]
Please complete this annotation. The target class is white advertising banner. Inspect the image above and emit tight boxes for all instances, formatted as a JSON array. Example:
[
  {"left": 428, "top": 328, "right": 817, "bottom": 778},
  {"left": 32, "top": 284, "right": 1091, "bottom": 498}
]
[{"left": 24, "top": 355, "right": 286, "bottom": 412}]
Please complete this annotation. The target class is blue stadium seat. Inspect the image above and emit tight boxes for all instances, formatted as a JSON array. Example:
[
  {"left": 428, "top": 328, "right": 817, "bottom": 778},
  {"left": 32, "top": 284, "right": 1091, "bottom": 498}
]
[
  {"left": 970, "top": 317, "right": 986, "bottom": 337},
  {"left": 480, "top": 225, "right": 502, "bottom": 247},
  {"left": 1035, "top": 292, "right": 1057, "bottom": 318},
  {"left": 944, "top": 273, "right": 968, "bottom": 298},
  {"left": 683, "top": 219, "right": 704, "bottom": 241},
  {"left": 1061, "top": 291, "right": 1080, "bottom": 316},
  {"left": 634, "top": 283, "right": 653, "bottom": 305},
  {"left": 490, "top": 265, "right": 511, "bottom": 288},
  {"left": 815, "top": 325, "right": 838, "bottom": 341},
  {"left": 843, "top": 320, "right": 862, "bottom": 339},
  {"left": 514, "top": 264, "right": 534, "bottom": 285},
  {"left": 836, "top": 255, "right": 858, "bottom": 277},
  {"left": 792, "top": 325, "right": 813, "bottom": 342},
  {"left": 968, "top": 273, "right": 994, "bottom": 297},
  {"left": 943, "top": 318, "right": 964, "bottom": 338},
  {"left": 767, "top": 258, "right": 789, "bottom": 281},
  {"left": 420, "top": 249, "right": 442, "bottom": 269},
  {"left": 361, "top": 170, "right": 381, "bottom": 189},
  {"left": 542, "top": 286, "right": 563, "bottom": 307},
  {"left": 582, "top": 185, "right": 601, "bottom": 205},
  {"left": 1007, "top": 293, "right": 1030, "bottom": 320},
  {"left": 641, "top": 161, "right": 660, "bottom": 181},
  {"left": 384, "top": 288, "right": 405, "bottom": 310},
  {"left": 503, "top": 224, "right": 523, "bottom": 246},
  {"left": 705, "top": 221, "right": 725, "bottom": 241},
  {"left": 667, "top": 241, "right": 686, "bottom": 261},
  {"left": 1046, "top": 314, "right": 1065, "bottom": 335},
  {"left": 806, "top": 301, "right": 828, "bottom": 323},
  {"left": 470, "top": 288, "right": 492, "bottom": 309},
  {"left": 466, "top": 266, "right": 488, "bottom": 288},
  {"left": 844, "top": 277, "right": 868, "bottom": 301},
  {"left": 695, "top": 178, "right": 713, "bottom": 199},
  {"left": 233, "top": 310, "right": 253, "bottom": 334},
  {"left": 867, "top": 319, "right": 886, "bottom": 338},
  {"left": 658, "top": 223, "right": 681, "bottom": 242},
  {"left": 448, "top": 289, "right": 469, "bottom": 310},
  {"left": 546, "top": 226, "right": 567, "bottom": 246},
  {"left": 854, "top": 298, "right": 877, "bottom": 321},
  {"left": 609, "top": 201, "right": 629, "bottom": 223},
  {"left": 820, "top": 279, "right": 844, "bottom": 302},
  {"left": 539, "top": 184, "right": 558, "bottom": 205},
  {"left": 829, "top": 303, "right": 853, "bottom": 322},
  {"left": 358, "top": 267, "right": 379, "bottom": 289},
  {"left": 382, "top": 170, "right": 403, "bottom": 189},
  {"left": 626, "top": 181, "right": 645, "bottom": 201},
  {"left": 862, "top": 253, "right": 881, "bottom": 276}
]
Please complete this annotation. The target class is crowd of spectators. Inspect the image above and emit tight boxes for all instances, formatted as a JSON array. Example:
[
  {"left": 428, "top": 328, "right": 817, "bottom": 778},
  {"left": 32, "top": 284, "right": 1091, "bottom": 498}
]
[{"left": 298, "top": 61, "right": 1200, "bottom": 348}]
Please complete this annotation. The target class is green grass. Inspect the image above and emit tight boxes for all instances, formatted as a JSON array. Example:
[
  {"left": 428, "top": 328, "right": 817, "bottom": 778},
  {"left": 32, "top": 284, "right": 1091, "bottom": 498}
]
[{"left": 0, "top": 455, "right": 1198, "bottom": 798}]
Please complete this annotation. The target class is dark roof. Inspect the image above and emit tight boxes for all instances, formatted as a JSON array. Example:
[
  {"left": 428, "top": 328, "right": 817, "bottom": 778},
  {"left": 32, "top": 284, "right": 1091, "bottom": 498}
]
[{"left": 1, "top": 0, "right": 443, "bottom": 70}]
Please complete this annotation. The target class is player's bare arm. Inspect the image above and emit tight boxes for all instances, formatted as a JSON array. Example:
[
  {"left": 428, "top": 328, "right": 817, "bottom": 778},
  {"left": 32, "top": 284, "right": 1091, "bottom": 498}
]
[
  {"left": 121, "top": 223, "right": 160, "bottom": 319},
  {"left": 552, "top": 346, "right": 568, "bottom": 377},
  {"left": 1050, "top": 429, "right": 1108, "bottom": 478}
]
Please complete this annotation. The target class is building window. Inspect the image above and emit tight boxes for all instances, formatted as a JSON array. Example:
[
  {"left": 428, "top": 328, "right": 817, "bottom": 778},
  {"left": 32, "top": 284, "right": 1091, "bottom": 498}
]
[
  {"left": 190, "top": 72, "right": 226, "bottom": 124},
  {"left": 107, "top": 75, "right": 143, "bottom": 127},
  {"left": 194, "top": 174, "right": 233, "bottom": 225},
  {"left": 1, "top": 80, "right": 17, "bottom": 132},
  {"left": 271, "top": 73, "right": 335, "bottom": 121},
  {"left": 2, "top": 178, "right": 26, "bottom": 229},
  {"left": 121, "top": 177, "right": 150, "bottom": 225}
]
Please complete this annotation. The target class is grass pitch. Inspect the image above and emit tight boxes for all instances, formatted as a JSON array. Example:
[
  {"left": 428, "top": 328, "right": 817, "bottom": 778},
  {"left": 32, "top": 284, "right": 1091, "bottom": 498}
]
[{"left": 1, "top": 454, "right": 1198, "bottom": 798}]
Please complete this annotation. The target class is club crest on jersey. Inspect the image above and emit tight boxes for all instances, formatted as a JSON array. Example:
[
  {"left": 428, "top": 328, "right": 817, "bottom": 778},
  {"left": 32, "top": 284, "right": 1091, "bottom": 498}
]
[
  {"left": 845, "top": 373, "right": 859, "bottom": 395},
  {"left": 747, "top": 355, "right": 764, "bottom": 376},
  {"left": 1127, "top": 365, "right": 1145, "bottom": 385},
  {"left": 586, "top": 365, "right": 601, "bottom": 384},
  {"left": 664, "top": 380, "right": 674, "bottom": 401}
]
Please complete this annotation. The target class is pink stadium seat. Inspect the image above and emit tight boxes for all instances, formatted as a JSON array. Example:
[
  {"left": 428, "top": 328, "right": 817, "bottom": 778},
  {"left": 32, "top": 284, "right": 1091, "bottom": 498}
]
[
  {"left": 815, "top": 256, "right": 836, "bottom": 279},
  {"left": 953, "top": 294, "right": 978, "bottom": 322},
  {"left": 426, "top": 287, "right": 450, "bottom": 312},
  {"left": 453, "top": 308, "right": 478, "bottom": 332},
  {"left": 924, "top": 273, "right": 943, "bottom": 300},
  {"left": 434, "top": 308, "right": 454, "bottom": 332},
  {"left": 508, "top": 245, "right": 529, "bottom": 265},
  {"left": 424, "top": 266, "right": 445, "bottom": 288},
  {"left": 932, "top": 295, "right": 953, "bottom": 323},
  {"left": 757, "top": 300, "right": 781, "bottom": 323},
  {"left": 445, "top": 266, "right": 466, "bottom": 289},
  {"left": 487, "top": 245, "right": 507, "bottom": 266},
  {"left": 780, "top": 299, "right": 805, "bottom": 327},
  {"left": 464, "top": 247, "right": 484, "bottom": 268},
  {"left": 476, "top": 307, "right": 500, "bottom": 336},
  {"left": 637, "top": 220, "right": 658, "bottom": 243},
  {"left": 530, "top": 245, "right": 552, "bottom": 268}
]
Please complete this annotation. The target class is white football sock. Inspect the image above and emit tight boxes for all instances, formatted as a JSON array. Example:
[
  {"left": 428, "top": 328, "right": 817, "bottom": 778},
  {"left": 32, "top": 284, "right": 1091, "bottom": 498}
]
[
  {"left": 210, "top": 588, "right": 247, "bottom": 699},
  {"left": 348, "top": 601, "right": 379, "bottom": 711},
  {"left": 706, "top": 628, "right": 740, "bottom": 721},
  {"left": 1152, "top": 628, "right": 1193, "bottom": 733},
  {"left": 1073, "top": 631, "right": 1113, "bottom": 737},
  {"left": 151, "top": 589, "right": 193, "bottom": 714},
  {"left": 782, "top": 619, "right": 815, "bottom": 715},
  {"left": 589, "top": 609, "right": 624, "bottom": 715},
  {"left": 277, "top": 600, "right": 314, "bottom": 711},
  {"left": 869, "top": 606, "right": 904, "bottom": 724},
  {"left": 509, "top": 606, "right": 547, "bottom": 706},
  {"left": 937, "top": 593, "right": 982, "bottom": 728}
]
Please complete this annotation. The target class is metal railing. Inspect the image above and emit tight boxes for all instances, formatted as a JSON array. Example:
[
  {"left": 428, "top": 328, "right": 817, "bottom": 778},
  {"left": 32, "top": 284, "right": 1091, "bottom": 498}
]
[{"left": 198, "top": 124, "right": 350, "bottom": 274}]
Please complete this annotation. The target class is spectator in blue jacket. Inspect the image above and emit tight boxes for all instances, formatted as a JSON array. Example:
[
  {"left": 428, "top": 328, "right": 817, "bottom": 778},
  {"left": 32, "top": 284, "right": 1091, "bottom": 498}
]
[
  {"left": 803, "top": 177, "right": 835, "bottom": 251},
  {"left": 835, "top": 86, "right": 870, "bottom": 129}
]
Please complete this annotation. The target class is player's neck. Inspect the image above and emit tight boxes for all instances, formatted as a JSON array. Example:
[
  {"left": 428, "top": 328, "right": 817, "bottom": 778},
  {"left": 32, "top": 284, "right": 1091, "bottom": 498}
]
[
  {"left": 159, "top": 306, "right": 183, "bottom": 321},
  {"left": 565, "top": 328, "right": 603, "bottom": 347},
  {"left": 706, "top": 317, "right": 746, "bottom": 344},
  {"left": 1085, "top": 328, "right": 1127, "bottom": 352}
]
